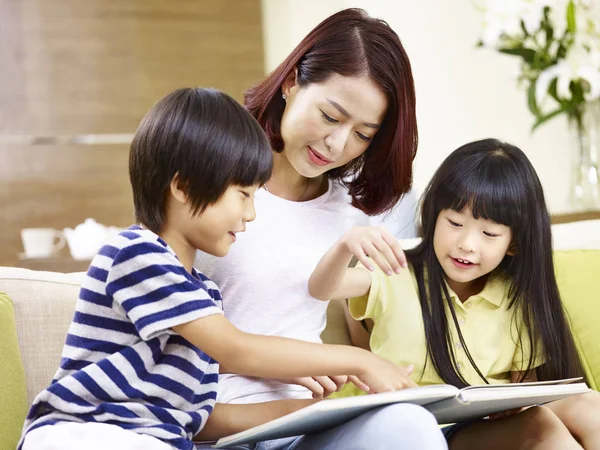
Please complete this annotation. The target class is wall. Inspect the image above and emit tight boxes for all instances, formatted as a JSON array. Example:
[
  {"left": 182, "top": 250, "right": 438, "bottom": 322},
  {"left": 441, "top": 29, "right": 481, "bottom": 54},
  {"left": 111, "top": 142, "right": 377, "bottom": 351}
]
[
  {"left": 0, "top": 0, "right": 265, "bottom": 267},
  {"left": 261, "top": 0, "right": 573, "bottom": 214}
]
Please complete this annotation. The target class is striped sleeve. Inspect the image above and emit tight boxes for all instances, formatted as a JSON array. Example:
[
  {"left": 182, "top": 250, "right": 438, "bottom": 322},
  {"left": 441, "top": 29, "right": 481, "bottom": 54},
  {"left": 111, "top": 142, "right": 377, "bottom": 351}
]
[{"left": 105, "top": 239, "right": 223, "bottom": 341}]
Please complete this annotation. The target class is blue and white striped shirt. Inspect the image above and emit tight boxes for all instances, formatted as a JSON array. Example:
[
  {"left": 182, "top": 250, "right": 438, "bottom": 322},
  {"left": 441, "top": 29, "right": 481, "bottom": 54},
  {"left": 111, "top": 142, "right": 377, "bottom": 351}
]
[{"left": 21, "top": 226, "right": 223, "bottom": 450}]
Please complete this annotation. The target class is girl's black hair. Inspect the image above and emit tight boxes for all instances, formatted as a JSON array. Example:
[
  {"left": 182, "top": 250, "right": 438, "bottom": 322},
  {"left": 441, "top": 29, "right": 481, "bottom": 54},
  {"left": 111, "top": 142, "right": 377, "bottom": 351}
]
[{"left": 406, "top": 138, "right": 579, "bottom": 387}]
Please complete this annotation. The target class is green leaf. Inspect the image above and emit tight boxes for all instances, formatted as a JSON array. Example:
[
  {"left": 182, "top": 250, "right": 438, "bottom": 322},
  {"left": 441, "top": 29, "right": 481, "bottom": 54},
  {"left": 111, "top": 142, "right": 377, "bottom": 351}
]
[
  {"left": 527, "top": 82, "right": 540, "bottom": 116},
  {"left": 532, "top": 107, "right": 568, "bottom": 131},
  {"left": 499, "top": 47, "right": 537, "bottom": 64},
  {"left": 567, "top": 1, "right": 576, "bottom": 33}
]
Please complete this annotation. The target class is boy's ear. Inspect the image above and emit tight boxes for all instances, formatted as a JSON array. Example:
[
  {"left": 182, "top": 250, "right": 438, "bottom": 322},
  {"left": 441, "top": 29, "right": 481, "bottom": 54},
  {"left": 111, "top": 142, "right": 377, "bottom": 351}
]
[
  {"left": 281, "top": 66, "right": 299, "bottom": 98},
  {"left": 169, "top": 173, "right": 189, "bottom": 205}
]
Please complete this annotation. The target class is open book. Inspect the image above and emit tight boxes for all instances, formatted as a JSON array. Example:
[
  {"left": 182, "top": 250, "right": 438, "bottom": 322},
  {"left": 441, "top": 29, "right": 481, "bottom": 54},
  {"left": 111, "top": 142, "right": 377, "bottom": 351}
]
[{"left": 212, "top": 378, "right": 589, "bottom": 448}]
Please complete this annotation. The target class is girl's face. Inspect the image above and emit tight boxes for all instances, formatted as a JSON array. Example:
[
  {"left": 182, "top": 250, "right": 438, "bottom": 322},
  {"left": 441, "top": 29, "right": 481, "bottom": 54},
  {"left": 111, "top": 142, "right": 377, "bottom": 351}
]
[
  {"left": 279, "top": 72, "right": 387, "bottom": 178},
  {"left": 433, "top": 207, "right": 513, "bottom": 298}
]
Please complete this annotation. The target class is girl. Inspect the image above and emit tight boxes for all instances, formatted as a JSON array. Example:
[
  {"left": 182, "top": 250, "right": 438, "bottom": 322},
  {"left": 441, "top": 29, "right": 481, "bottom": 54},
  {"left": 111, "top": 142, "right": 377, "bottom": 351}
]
[{"left": 309, "top": 138, "right": 600, "bottom": 449}]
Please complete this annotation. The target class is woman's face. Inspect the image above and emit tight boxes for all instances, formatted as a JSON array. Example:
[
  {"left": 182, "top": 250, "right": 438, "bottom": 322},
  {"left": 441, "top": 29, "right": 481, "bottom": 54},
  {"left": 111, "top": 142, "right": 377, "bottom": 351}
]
[{"left": 280, "top": 73, "right": 388, "bottom": 178}]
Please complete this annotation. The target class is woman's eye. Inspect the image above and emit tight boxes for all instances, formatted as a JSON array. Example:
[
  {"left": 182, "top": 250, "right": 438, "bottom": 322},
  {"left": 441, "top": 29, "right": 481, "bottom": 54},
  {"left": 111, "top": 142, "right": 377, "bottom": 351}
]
[
  {"left": 356, "top": 132, "right": 371, "bottom": 142},
  {"left": 321, "top": 111, "right": 338, "bottom": 123}
]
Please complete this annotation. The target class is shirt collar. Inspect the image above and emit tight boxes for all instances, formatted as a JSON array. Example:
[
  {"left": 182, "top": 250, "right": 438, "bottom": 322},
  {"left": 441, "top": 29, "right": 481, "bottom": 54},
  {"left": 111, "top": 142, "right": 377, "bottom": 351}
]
[{"left": 445, "top": 273, "right": 507, "bottom": 307}]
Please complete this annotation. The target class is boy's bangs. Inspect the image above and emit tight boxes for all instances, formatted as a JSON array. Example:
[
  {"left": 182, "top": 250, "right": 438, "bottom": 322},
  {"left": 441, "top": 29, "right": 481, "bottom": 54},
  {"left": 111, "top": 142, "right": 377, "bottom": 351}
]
[{"left": 229, "top": 139, "right": 273, "bottom": 188}]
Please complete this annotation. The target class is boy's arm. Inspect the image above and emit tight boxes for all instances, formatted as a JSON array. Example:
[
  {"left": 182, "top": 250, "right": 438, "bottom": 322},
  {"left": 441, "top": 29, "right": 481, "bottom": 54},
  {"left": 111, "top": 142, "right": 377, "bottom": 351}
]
[
  {"left": 195, "top": 399, "right": 317, "bottom": 441},
  {"left": 173, "top": 314, "right": 416, "bottom": 393}
]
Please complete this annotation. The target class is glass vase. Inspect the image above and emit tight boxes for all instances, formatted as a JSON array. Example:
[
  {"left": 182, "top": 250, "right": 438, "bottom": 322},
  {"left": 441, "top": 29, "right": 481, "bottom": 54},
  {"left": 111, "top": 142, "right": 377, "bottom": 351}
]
[{"left": 569, "top": 100, "right": 600, "bottom": 212}]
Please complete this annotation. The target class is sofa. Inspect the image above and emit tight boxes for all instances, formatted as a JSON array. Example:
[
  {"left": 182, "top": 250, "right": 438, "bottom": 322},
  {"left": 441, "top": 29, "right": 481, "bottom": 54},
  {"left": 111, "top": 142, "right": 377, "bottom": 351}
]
[{"left": 2, "top": 220, "right": 600, "bottom": 450}]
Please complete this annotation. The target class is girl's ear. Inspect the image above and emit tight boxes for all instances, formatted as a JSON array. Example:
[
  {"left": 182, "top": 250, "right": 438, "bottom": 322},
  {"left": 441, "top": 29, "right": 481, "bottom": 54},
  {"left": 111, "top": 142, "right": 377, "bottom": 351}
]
[
  {"left": 506, "top": 241, "right": 518, "bottom": 256},
  {"left": 281, "top": 66, "right": 299, "bottom": 98},
  {"left": 169, "top": 173, "right": 189, "bottom": 205}
]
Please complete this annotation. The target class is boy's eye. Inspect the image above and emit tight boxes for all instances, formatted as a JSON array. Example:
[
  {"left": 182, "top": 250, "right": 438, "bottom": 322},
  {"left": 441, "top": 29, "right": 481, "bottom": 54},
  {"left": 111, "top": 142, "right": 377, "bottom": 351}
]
[
  {"left": 321, "top": 111, "right": 338, "bottom": 123},
  {"left": 240, "top": 190, "right": 250, "bottom": 198}
]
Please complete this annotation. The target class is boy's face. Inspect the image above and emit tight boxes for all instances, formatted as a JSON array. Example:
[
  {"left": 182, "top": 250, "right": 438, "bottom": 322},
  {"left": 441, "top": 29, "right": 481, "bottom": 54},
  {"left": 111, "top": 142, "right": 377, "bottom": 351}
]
[
  {"left": 433, "top": 207, "right": 512, "bottom": 299},
  {"left": 183, "top": 184, "right": 259, "bottom": 257}
]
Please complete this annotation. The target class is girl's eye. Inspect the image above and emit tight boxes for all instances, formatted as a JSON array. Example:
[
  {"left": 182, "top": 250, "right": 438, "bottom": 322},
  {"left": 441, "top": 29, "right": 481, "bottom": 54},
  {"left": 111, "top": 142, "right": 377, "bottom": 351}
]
[
  {"left": 448, "top": 219, "right": 461, "bottom": 227},
  {"left": 483, "top": 231, "right": 498, "bottom": 237},
  {"left": 321, "top": 111, "right": 338, "bottom": 123},
  {"left": 240, "top": 191, "right": 250, "bottom": 198},
  {"left": 356, "top": 132, "right": 371, "bottom": 142}
]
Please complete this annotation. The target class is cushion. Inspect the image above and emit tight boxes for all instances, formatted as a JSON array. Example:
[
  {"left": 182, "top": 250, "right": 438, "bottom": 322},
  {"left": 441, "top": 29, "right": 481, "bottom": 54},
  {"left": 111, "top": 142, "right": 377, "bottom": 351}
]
[
  {"left": 554, "top": 250, "right": 600, "bottom": 390},
  {"left": 0, "top": 293, "right": 28, "bottom": 450},
  {"left": 0, "top": 267, "right": 83, "bottom": 406}
]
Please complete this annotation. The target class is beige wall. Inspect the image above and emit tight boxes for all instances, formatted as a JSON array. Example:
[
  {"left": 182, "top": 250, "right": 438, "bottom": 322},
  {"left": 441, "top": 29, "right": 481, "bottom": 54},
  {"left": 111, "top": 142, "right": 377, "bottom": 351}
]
[
  {"left": 261, "top": 0, "right": 574, "bottom": 214},
  {"left": 1, "top": 0, "right": 265, "bottom": 267}
]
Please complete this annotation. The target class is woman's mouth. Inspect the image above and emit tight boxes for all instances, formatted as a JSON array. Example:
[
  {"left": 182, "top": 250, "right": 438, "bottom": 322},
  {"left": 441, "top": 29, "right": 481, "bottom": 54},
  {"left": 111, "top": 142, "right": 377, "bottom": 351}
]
[{"left": 307, "top": 146, "right": 332, "bottom": 166}]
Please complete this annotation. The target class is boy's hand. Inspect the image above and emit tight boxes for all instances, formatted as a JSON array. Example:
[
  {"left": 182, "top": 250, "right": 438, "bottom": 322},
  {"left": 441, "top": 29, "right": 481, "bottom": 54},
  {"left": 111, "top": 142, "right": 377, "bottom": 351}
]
[
  {"left": 358, "top": 358, "right": 417, "bottom": 394},
  {"left": 340, "top": 227, "right": 407, "bottom": 276},
  {"left": 280, "top": 376, "right": 349, "bottom": 398}
]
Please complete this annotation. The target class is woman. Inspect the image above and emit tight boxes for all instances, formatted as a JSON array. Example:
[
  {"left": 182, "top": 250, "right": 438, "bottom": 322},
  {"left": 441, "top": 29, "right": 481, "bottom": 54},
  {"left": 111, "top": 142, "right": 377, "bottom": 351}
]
[{"left": 195, "top": 8, "right": 444, "bottom": 450}]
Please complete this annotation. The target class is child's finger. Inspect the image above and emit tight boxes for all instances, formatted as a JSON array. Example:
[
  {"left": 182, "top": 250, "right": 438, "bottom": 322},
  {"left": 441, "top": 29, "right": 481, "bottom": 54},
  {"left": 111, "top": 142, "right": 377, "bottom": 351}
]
[
  {"left": 372, "top": 239, "right": 404, "bottom": 275},
  {"left": 363, "top": 242, "right": 393, "bottom": 275},
  {"left": 381, "top": 231, "right": 408, "bottom": 270},
  {"left": 348, "top": 375, "right": 370, "bottom": 392}
]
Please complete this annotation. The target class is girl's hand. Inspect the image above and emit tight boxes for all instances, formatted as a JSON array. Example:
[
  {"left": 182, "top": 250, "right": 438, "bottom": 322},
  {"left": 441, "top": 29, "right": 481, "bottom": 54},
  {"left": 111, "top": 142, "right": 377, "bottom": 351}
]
[
  {"left": 358, "top": 357, "right": 417, "bottom": 394},
  {"left": 339, "top": 227, "right": 407, "bottom": 276}
]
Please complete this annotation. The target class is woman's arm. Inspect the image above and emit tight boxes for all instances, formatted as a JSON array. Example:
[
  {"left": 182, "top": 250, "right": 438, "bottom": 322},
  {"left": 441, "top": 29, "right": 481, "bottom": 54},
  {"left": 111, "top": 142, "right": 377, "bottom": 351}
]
[
  {"left": 196, "top": 399, "right": 317, "bottom": 440},
  {"left": 309, "top": 226, "right": 407, "bottom": 301}
]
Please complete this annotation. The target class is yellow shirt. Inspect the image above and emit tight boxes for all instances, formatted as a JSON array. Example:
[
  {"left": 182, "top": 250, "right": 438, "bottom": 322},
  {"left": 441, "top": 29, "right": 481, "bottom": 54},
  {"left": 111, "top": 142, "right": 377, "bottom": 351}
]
[{"left": 348, "top": 264, "right": 544, "bottom": 387}]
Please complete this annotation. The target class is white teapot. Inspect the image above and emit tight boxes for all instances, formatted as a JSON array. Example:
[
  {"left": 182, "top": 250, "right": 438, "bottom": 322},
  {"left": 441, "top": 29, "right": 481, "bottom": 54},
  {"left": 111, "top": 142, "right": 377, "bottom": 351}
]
[{"left": 63, "top": 218, "right": 120, "bottom": 260}]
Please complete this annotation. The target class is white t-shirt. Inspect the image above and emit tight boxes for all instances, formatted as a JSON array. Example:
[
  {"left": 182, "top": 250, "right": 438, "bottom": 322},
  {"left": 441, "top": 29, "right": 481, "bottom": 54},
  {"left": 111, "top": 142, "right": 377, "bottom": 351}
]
[{"left": 194, "top": 179, "right": 417, "bottom": 403}]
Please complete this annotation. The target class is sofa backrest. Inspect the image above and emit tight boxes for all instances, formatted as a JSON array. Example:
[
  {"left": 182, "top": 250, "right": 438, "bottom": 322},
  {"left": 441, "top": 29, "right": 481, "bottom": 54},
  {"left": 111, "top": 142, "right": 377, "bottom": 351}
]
[{"left": 0, "top": 267, "right": 84, "bottom": 406}]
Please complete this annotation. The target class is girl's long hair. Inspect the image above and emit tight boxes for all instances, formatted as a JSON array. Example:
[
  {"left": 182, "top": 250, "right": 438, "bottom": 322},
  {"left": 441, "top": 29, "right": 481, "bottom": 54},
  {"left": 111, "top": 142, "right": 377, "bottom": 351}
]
[{"left": 406, "top": 139, "right": 579, "bottom": 387}]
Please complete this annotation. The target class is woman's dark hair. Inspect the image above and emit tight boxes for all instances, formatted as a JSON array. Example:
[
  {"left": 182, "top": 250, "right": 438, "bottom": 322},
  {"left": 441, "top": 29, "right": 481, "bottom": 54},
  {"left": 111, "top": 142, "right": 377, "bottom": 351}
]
[
  {"left": 129, "top": 87, "right": 273, "bottom": 233},
  {"left": 245, "top": 8, "right": 417, "bottom": 215},
  {"left": 406, "top": 138, "right": 579, "bottom": 387}
]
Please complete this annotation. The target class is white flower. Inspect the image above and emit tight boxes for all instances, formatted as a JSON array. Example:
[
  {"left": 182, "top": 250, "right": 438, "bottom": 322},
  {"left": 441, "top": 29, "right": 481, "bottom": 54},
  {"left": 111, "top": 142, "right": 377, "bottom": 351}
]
[
  {"left": 477, "top": 0, "right": 550, "bottom": 47},
  {"left": 536, "top": 45, "right": 600, "bottom": 105}
]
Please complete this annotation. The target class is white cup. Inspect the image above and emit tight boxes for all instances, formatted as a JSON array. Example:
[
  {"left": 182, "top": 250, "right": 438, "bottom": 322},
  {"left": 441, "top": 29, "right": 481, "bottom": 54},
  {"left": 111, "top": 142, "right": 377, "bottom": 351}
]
[{"left": 20, "top": 228, "right": 66, "bottom": 259}]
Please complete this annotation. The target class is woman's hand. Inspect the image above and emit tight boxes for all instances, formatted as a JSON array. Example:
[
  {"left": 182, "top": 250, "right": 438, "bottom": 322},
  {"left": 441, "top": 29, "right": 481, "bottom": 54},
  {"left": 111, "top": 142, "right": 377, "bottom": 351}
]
[{"left": 339, "top": 227, "right": 407, "bottom": 276}]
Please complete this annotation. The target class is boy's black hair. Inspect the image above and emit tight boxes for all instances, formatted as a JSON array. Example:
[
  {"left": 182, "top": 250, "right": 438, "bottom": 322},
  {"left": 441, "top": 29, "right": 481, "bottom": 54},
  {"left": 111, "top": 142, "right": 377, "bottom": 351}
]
[
  {"left": 406, "top": 138, "right": 579, "bottom": 387},
  {"left": 129, "top": 87, "right": 273, "bottom": 233}
]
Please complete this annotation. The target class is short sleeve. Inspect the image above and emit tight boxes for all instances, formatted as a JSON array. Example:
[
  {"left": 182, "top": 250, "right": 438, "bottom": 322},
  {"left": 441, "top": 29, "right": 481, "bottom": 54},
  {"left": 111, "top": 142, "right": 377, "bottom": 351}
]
[
  {"left": 347, "top": 262, "right": 395, "bottom": 321},
  {"left": 106, "top": 239, "right": 223, "bottom": 341}
]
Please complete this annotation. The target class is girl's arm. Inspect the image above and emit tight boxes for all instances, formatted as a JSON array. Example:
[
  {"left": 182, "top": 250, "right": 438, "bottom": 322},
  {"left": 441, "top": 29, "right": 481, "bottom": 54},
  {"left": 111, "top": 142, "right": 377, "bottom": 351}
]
[{"left": 309, "top": 226, "right": 407, "bottom": 301}]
